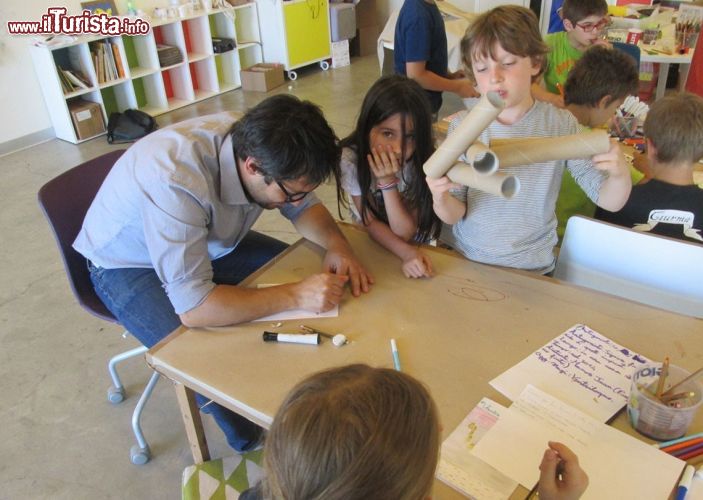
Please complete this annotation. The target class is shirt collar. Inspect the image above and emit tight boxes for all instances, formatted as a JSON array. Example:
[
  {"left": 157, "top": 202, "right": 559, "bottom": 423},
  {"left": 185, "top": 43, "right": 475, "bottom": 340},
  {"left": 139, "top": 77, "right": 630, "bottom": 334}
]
[{"left": 219, "top": 134, "right": 250, "bottom": 205}]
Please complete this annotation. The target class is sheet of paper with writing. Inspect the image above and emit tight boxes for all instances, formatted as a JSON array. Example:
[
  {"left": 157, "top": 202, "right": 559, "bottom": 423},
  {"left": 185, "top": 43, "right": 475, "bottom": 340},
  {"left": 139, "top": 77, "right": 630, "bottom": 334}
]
[
  {"left": 436, "top": 398, "right": 517, "bottom": 499},
  {"left": 472, "top": 385, "right": 684, "bottom": 500},
  {"left": 253, "top": 283, "right": 339, "bottom": 322},
  {"left": 490, "top": 324, "right": 650, "bottom": 421}
]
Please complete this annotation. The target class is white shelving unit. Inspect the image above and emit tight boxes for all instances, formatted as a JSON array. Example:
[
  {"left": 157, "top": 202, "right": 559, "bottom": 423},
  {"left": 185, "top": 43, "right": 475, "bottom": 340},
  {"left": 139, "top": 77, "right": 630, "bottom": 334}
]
[{"left": 30, "top": 4, "right": 262, "bottom": 144}]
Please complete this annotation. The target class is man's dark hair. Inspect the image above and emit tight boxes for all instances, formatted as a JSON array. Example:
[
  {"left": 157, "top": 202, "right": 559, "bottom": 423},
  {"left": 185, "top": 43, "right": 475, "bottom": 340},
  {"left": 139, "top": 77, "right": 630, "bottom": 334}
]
[
  {"left": 562, "top": 0, "right": 607, "bottom": 23},
  {"left": 564, "top": 46, "right": 638, "bottom": 107},
  {"left": 230, "top": 94, "right": 340, "bottom": 188}
]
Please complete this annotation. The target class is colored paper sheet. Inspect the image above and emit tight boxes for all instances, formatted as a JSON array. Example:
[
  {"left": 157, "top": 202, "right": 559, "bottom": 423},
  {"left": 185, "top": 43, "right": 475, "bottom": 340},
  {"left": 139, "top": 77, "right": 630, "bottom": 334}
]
[{"left": 436, "top": 398, "right": 518, "bottom": 499}]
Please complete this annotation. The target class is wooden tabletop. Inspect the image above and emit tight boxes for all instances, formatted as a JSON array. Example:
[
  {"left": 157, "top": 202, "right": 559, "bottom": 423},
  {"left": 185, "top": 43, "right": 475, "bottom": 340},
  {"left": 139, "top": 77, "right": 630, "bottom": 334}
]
[{"left": 148, "top": 223, "right": 703, "bottom": 498}]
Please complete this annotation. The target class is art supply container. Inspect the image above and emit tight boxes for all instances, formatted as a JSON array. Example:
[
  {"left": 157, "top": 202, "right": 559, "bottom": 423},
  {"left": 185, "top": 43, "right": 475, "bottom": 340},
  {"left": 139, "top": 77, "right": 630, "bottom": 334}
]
[
  {"left": 628, "top": 364, "right": 703, "bottom": 441},
  {"left": 626, "top": 28, "right": 643, "bottom": 45},
  {"left": 609, "top": 114, "right": 639, "bottom": 139},
  {"left": 642, "top": 27, "right": 659, "bottom": 45}
]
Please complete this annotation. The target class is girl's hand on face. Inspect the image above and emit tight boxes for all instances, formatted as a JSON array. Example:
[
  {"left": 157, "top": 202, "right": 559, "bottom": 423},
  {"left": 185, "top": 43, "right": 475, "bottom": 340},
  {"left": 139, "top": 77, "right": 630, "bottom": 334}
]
[{"left": 368, "top": 145, "right": 401, "bottom": 185}]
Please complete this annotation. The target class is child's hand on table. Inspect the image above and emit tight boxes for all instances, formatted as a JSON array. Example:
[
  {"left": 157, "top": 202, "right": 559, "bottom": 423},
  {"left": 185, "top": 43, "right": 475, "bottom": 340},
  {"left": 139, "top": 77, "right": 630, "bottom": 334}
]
[{"left": 538, "top": 441, "right": 589, "bottom": 500}]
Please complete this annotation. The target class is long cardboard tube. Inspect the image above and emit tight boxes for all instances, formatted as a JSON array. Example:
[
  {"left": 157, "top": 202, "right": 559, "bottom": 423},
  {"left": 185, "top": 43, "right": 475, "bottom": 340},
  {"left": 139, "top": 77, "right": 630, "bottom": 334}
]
[
  {"left": 465, "top": 142, "right": 499, "bottom": 175},
  {"left": 491, "top": 130, "right": 610, "bottom": 168},
  {"left": 446, "top": 163, "right": 520, "bottom": 199},
  {"left": 424, "top": 91, "right": 504, "bottom": 178}
]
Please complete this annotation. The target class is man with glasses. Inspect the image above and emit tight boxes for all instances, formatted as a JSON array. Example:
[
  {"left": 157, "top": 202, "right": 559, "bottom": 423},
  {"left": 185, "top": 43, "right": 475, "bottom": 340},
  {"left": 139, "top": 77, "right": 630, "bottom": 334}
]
[
  {"left": 532, "top": 0, "right": 610, "bottom": 108},
  {"left": 74, "top": 95, "right": 373, "bottom": 452}
]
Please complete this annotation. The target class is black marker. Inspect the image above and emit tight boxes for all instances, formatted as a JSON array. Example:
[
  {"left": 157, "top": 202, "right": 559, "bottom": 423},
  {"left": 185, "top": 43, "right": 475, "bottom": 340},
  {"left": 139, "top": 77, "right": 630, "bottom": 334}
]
[{"left": 262, "top": 331, "right": 320, "bottom": 345}]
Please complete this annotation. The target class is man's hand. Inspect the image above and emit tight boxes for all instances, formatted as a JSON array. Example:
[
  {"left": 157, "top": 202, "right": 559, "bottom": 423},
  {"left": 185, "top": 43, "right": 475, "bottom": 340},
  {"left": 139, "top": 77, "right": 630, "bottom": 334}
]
[
  {"left": 368, "top": 144, "right": 401, "bottom": 185},
  {"left": 455, "top": 79, "right": 480, "bottom": 98},
  {"left": 293, "top": 273, "right": 349, "bottom": 312},
  {"left": 323, "top": 247, "right": 374, "bottom": 297},
  {"left": 537, "top": 441, "right": 589, "bottom": 500},
  {"left": 401, "top": 248, "right": 434, "bottom": 279}
]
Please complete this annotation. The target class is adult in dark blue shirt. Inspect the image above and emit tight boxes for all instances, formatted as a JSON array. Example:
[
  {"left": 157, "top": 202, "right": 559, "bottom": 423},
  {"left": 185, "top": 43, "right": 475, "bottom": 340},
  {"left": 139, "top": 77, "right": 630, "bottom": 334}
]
[{"left": 394, "top": 0, "right": 476, "bottom": 115}]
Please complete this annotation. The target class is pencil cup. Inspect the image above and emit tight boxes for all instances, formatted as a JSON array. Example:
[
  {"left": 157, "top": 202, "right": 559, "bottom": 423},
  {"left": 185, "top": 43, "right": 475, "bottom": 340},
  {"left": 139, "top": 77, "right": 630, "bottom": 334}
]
[
  {"left": 609, "top": 114, "right": 639, "bottom": 139},
  {"left": 628, "top": 364, "right": 703, "bottom": 441},
  {"left": 626, "top": 28, "right": 643, "bottom": 45}
]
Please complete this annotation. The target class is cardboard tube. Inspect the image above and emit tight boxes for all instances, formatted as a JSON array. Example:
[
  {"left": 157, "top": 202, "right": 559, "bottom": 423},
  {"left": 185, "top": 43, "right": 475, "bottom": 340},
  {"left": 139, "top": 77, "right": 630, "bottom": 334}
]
[
  {"left": 465, "top": 141, "right": 498, "bottom": 175},
  {"left": 491, "top": 130, "right": 610, "bottom": 168},
  {"left": 446, "top": 163, "right": 520, "bottom": 199},
  {"left": 424, "top": 92, "right": 504, "bottom": 178}
]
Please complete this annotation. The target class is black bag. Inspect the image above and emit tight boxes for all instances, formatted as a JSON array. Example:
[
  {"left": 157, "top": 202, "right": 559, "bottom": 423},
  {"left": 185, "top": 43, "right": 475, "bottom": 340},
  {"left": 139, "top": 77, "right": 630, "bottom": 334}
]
[{"left": 107, "top": 109, "right": 157, "bottom": 144}]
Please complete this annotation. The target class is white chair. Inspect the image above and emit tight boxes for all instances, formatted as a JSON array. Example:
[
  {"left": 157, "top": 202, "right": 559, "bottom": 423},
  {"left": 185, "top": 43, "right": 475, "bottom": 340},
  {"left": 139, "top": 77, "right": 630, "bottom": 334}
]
[{"left": 554, "top": 216, "right": 703, "bottom": 318}]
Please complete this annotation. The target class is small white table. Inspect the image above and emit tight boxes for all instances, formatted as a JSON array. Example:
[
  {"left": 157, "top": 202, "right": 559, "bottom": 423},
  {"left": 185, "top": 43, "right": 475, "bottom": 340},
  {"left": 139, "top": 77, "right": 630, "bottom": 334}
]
[{"left": 640, "top": 50, "right": 694, "bottom": 100}]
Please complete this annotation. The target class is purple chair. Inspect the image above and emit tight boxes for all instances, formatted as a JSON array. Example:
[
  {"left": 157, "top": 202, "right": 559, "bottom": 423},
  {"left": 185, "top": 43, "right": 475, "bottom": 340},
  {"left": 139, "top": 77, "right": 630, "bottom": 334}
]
[{"left": 37, "top": 150, "right": 159, "bottom": 465}]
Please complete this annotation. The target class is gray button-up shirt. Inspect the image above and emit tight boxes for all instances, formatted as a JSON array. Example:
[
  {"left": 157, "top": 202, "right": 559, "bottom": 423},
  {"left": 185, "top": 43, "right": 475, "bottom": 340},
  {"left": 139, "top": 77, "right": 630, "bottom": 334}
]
[{"left": 74, "top": 112, "right": 319, "bottom": 314}]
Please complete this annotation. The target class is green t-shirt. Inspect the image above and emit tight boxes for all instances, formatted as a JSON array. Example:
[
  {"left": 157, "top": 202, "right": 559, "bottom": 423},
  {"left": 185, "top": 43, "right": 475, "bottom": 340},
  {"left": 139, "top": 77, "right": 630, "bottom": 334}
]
[{"left": 544, "top": 32, "right": 582, "bottom": 94}]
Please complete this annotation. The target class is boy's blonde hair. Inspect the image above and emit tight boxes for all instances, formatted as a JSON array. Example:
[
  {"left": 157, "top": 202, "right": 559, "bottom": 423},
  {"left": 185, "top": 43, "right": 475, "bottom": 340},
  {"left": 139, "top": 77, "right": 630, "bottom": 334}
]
[
  {"left": 460, "top": 6, "right": 548, "bottom": 83},
  {"left": 263, "top": 364, "right": 440, "bottom": 500},
  {"left": 644, "top": 92, "right": 703, "bottom": 165}
]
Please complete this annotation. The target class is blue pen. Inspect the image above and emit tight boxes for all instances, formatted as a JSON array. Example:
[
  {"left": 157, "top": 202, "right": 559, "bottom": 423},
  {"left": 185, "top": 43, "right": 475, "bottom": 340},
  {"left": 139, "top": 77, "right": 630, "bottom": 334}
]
[
  {"left": 676, "top": 465, "right": 695, "bottom": 500},
  {"left": 390, "top": 338, "right": 402, "bottom": 371}
]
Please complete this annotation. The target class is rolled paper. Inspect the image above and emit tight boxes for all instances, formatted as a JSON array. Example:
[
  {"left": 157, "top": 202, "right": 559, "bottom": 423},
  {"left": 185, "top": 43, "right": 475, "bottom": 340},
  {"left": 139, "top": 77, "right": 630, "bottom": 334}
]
[
  {"left": 446, "top": 162, "right": 520, "bottom": 199},
  {"left": 491, "top": 130, "right": 610, "bottom": 168},
  {"left": 424, "top": 91, "right": 504, "bottom": 178},
  {"left": 465, "top": 141, "right": 499, "bottom": 175}
]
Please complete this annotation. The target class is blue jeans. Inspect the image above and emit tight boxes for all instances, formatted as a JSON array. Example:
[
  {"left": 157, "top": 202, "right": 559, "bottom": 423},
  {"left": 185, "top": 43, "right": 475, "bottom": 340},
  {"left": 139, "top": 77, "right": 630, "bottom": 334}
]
[{"left": 89, "top": 231, "right": 288, "bottom": 451}]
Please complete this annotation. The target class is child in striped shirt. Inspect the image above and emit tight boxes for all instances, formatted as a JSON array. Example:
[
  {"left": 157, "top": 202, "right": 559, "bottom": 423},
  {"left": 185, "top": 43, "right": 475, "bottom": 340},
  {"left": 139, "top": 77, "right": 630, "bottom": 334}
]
[{"left": 427, "top": 6, "right": 630, "bottom": 274}]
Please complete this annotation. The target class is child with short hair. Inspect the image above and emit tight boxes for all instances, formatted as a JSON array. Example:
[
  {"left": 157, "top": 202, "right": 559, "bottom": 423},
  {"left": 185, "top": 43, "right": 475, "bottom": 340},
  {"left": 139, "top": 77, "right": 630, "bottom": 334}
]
[
  {"left": 340, "top": 75, "right": 441, "bottom": 278},
  {"left": 248, "top": 364, "right": 589, "bottom": 500},
  {"left": 429, "top": 6, "right": 630, "bottom": 274},
  {"left": 556, "top": 45, "right": 640, "bottom": 239},
  {"left": 533, "top": 0, "right": 610, "bottom": 108},
  {"left": 596, "top": 93, "right": 703, "bottom": 244}
]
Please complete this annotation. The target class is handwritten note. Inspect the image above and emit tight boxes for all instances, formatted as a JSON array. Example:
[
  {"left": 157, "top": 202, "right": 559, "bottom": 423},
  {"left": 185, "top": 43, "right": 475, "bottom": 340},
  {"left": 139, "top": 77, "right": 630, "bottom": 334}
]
[
  {"left": 436, "top": 398, "right": 518, "bottom": 499},
  {"left": 472, "top": 385, "right": 684, "bottom": 500},
  {"left": 490, "top": 324, "right": 650, "bottom": 421},
  {"left": 253, "top": 284, "right": 339, "bottom": 322}
]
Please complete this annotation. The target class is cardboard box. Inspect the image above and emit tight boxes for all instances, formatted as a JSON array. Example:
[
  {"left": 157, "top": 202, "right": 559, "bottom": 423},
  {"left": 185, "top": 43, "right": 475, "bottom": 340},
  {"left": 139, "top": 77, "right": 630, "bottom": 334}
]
[
  {"left": 331, "top": 40, "right": 351, "bottom": 68},
  {"left": 353, "top": 0, "right": 377, "bottom": 28},
  {"left": 240, "top": 63, "right": 285, "bottom": 92},
  {"left": 68, "top": 99, "right": 105, "bottom": 140},
  {"left": 350, "top": 24, "right": 379, "bottom": 57}
]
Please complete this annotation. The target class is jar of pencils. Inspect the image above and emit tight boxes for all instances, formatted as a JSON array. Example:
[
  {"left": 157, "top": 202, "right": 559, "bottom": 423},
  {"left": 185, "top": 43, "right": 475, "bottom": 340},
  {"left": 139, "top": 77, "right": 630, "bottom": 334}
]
[{"left": 628, "top": 363, "right": 703, "bottom": 441}]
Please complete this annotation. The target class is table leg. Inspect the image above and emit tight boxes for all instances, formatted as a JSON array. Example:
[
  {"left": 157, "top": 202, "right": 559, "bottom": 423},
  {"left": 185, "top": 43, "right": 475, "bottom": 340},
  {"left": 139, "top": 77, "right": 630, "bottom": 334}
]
[
  {"left": 656, "top": 62, "right": 670, "bottom": 101},
  {"left": 679, "top": 63, "right": 692, "bottom": 92},
  {"left": 174, "top": 381, "right": 210, "bottom": 464}
]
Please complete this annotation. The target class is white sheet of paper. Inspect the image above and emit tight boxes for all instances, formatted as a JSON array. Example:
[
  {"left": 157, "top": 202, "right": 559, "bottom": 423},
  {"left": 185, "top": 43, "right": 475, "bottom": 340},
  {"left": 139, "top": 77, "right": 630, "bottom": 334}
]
[
  {"left": 252, "top": 305, "right": 338, "bottom": 323},
  {"left": 436, "top": 398, "right": 518, "bottom": 499},
  {"left": 252, "top": 284, "right": 339, "bottom": 322},
  {"left": 490, "top": 324, "right": 651, "bottom": 421},
  {"left": 473, "top": 385, "right": 684, "bottom": 500}
]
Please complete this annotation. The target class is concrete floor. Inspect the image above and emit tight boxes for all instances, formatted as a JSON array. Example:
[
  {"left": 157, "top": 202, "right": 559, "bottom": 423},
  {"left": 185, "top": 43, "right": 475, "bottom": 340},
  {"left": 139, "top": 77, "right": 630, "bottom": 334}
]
[{"left": 0, "top": 54, "right": 464, "bottom": 499}]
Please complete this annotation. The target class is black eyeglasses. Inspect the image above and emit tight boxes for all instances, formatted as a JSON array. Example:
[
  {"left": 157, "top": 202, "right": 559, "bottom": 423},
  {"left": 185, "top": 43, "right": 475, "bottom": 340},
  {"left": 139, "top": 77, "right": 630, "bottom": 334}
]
[{"left": 275, "top": 179, "right": 313, "bottom": 203}]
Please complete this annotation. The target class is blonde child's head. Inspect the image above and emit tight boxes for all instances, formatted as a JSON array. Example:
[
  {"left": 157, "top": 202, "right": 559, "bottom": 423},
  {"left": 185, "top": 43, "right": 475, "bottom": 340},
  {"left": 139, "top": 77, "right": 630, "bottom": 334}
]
[
  {"left": 460, "top": 5, "right": 548, "bottom": 85},
  {"left": 263, "top": 364, "right": 440, "bottom": 500},
  {"left": 644, "top": 92, "right": 703, "bottom": 166}
]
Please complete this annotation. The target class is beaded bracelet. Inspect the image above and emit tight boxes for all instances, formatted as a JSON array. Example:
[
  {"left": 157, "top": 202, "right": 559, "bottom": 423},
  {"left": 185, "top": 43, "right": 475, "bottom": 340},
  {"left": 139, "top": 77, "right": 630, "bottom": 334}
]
[{"left": 377, "top": 179, "right": 399, "bottom": 191}]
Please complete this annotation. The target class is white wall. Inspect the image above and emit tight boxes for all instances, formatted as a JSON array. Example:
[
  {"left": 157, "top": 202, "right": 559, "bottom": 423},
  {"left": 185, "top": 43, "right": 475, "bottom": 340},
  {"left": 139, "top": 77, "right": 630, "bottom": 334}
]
[{"left": 0, "top": 0, "right": 394, "bottom": 147}]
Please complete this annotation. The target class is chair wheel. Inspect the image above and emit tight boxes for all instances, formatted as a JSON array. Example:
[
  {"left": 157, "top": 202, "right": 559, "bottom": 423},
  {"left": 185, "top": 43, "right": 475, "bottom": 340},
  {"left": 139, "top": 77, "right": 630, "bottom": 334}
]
[
  {"left": 130, "top": 444, "right": 150, "bottom": 465},
  {"left": 107, "top": 385, "right": 125, "bottom": 404}
]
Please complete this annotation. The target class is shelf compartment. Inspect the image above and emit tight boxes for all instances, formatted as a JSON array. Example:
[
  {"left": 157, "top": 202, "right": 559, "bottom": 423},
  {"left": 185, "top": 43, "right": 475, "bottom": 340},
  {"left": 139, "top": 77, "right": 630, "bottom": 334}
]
[
  {"left": 237, "top": 43, "right": 262, "bottom": 70},
  {"left": 100, "top": 80, "right": 138, "bottom": 117},
  {"left": 122, "top": 33, "right": 160, "bottom": 76},
  {"left": 132, "top": 72, "right": 168, "bottom": 115},
  {"left": 209, "top": 10, "right": 236, "bottom": 39},
  {"left": 183, "top": 14, "right": 214, "bottom": 61},
  {"left": 234, "top": 4, "right": 260, "bottom": 45},
  {"left": 52, "top": 44, "right": 96, "bottom": 94},
  {"left": 190, "top": 57, "right": 219, "bottom": 94},
  {"left": 214, "top": 51, "right": 240, "bottom": 90},
  {"left": 163, "top": 63, "right": 195, "bottom": 109},
  {"left": 89, "top": 37, "right": 129, "bottom": 86}
]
